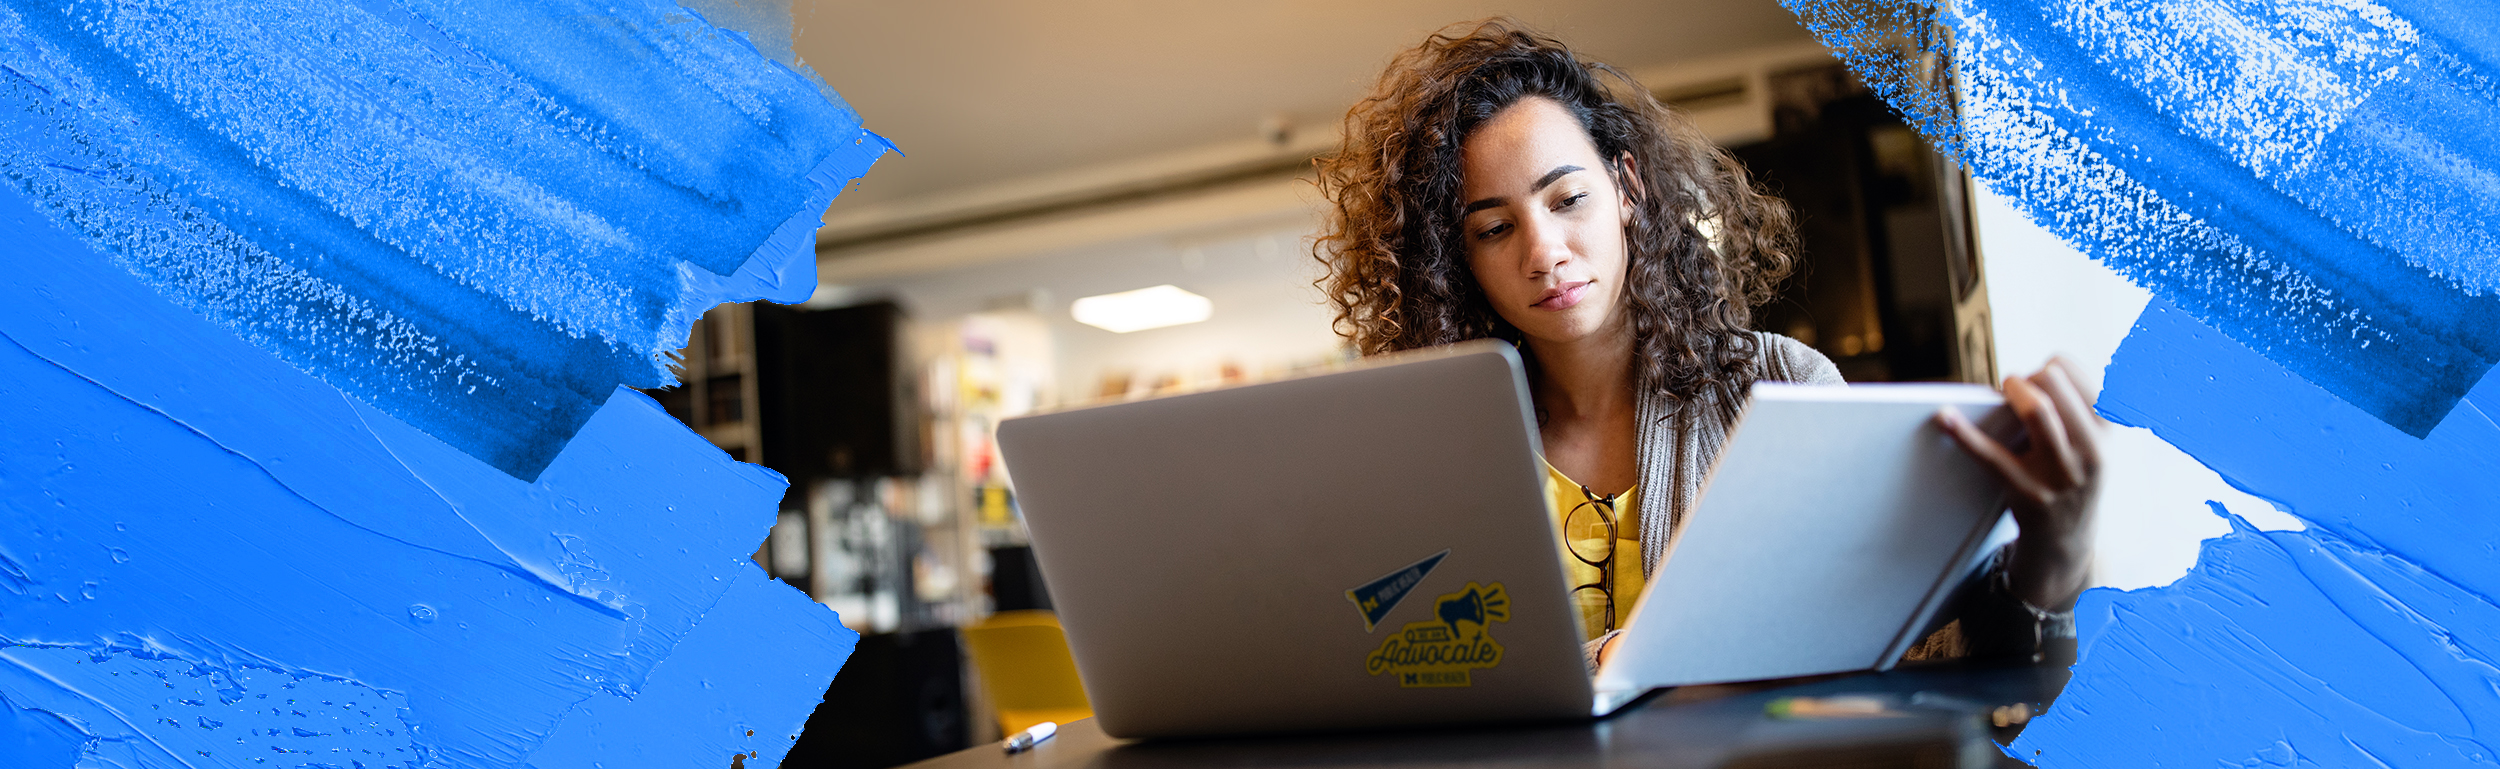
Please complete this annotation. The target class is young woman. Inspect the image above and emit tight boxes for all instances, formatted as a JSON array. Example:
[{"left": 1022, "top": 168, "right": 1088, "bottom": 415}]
[{"left": 1312, "top": 19, "right": 2099, "bottom": 663}]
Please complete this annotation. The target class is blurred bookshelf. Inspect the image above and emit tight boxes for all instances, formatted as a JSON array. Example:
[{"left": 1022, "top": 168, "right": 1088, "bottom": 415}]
[
  {"left": 1736, "top": 61, "right": 1995, "bottom": 385},
  {"left": 648, "top": 300, "right": 1069, "bottom": 765}
]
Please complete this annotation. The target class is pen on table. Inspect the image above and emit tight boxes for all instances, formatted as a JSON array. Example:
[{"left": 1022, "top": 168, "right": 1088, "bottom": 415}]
[{"left": 1003, "top": 721, "right": 1058, "bottom": 754}]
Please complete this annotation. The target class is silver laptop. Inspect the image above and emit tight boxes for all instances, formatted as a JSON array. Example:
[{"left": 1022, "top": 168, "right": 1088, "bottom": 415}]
[{"left": 995, "top": 340, "right": 2010, "bottom": 739}]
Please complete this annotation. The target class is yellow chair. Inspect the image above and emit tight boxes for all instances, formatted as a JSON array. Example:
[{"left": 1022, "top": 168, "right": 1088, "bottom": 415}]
[{"left": 960, "top": 610, "right": 1093, "bottom": 736}]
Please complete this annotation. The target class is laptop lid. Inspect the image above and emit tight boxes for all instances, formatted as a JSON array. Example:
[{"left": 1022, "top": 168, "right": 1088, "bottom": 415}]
[{"left": 996, "top": 341, "right": 1592, "bottom": 739}]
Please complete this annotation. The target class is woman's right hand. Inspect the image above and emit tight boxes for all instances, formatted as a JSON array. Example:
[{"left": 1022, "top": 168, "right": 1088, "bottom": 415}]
[{"left": 1935, "top": 356, "right": 2103, "bottom": 613}]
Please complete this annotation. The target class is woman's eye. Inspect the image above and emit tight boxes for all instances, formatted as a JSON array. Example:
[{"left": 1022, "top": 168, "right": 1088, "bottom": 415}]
[
  {"left": 1555, "top": 192, "right": 1588, "bottom": 210},
  {"left": 1476, "top": 222, "right": 1511, "bottom": 240}
]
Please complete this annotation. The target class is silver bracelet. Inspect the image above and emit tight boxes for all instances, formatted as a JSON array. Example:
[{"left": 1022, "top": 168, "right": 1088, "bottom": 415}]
[{"left": 1996, "top": 567, "right": 2077, "bottom": 661}]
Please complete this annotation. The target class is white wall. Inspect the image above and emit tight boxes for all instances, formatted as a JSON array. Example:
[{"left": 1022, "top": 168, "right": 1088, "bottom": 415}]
[{"left": 1972, "top": 187, "right": 2300, "bottom": 591}]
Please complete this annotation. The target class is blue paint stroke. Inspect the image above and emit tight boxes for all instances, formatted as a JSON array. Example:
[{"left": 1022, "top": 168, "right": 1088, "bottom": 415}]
[
  {"left": 526, "top": 566, "right": 857, "bottom": 769},
  {"left": 0, "top": 176, "right": 860, "bottom": 765},
  {"left": 0, "top": 0, "right": 890, "bottom": 479},
  {"left": 1788, "top": 1, "right": 2500, "bottom": 761},
  {"left": 0, "top": 648, "right": 420, "bottom": 767},
  {"left": 1785, "top": 0, "right": 2500, "bottom": 437},
  {"left": 0, "top": 0, "right": 871, "bottom": 764},
  {"left": 2006, "top": 300, "right": 2500, "bottom": 766},
  {"left": 678, "top": 0, "right": 802, "bottom": 73}
]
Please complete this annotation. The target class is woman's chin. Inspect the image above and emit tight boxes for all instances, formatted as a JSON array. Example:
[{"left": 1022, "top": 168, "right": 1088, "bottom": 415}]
[{"left": 1516, "top": 321, "right": 1616, "bottom": 350}]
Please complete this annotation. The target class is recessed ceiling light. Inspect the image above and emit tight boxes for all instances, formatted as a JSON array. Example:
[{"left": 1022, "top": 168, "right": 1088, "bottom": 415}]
[{"left": 1070, "top": 285, "right": 1212, "bottom": 333}]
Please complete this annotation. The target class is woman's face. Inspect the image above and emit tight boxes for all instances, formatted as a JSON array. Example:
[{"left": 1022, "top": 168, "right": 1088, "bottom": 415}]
[{"left": 1458, "top": 96, "right": 1638, "bottom": 351}]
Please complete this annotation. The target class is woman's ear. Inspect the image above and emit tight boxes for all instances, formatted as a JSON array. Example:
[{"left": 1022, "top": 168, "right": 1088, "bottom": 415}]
[{"left": 1612, "top": 151, "right": 1644, "bottom": 228}]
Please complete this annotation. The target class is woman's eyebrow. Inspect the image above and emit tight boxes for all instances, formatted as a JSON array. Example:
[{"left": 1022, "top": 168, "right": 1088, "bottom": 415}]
[
  {"left": 1462, "top": 164, "right": 1587, "bottom": 215},
  {"left": 1531, "top": 164, "right": 1586, "bottom": 193}
]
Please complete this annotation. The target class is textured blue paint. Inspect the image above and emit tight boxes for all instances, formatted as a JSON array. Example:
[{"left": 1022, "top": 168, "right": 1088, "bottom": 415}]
[
  {"left": 0, "top": 183, "right": 861, "bottom": 764},
  {"left": 2006, "top": 301, "right": 2500, "bottom": 766},
  {"left": 1785, "top": 0, "right": 2500, "bottom": 763},
  {"left": 525, "top": 566, "right": 856, "bottom": 768},
  {"left": 677, "top": 0, "right": 802, "bottom": 72},
  {"left": 0, "top": 1, "right": 871, "bottom": 766},
  {"left": 0, "top": 0, "right": 889, "bottom": 480},
  {"left": 0, "top": 648, "right": 422, "bottom": 767},
  {"left": 1786, "top": 0, "right": 2500, "bottom": 437}
]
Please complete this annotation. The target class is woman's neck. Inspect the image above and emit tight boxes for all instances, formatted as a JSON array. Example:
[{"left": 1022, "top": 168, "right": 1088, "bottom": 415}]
[
  {"left": 1527, "top": 330, "right": 1636, "bottom": 422},
  {"left": 1525, "top": 327, "right": 1640, "bottom": 494}
]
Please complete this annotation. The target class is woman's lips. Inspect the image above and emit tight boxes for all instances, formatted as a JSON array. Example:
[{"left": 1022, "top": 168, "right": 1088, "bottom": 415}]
[{"left": 1533, "top": 280, "right": 1592, "bottom": 310}]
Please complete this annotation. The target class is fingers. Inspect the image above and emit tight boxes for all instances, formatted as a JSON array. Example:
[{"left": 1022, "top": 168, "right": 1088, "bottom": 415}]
[
  {"left": 2045, "top": 356, "right": 2101, "bottom": 412},
  {"left": 2034, "top": 360, "right": 2101, "bottom": 474},
  {"left": 2005, "top": 374, "right": 2084, "bottom": 491},
  {"left": 1936, "top": 405, "right": 2049, "bottom": 503}
]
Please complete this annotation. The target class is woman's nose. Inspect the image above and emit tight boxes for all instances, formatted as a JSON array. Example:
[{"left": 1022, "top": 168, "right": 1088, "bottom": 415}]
[{"left": 1521, "top": 215, "right": 1571, "bottom": 276}]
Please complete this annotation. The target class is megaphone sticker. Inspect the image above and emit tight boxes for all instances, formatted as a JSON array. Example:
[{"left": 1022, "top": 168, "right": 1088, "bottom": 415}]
[{"left": 1364, "top": 582, "right": 1510, "bottom": 688}]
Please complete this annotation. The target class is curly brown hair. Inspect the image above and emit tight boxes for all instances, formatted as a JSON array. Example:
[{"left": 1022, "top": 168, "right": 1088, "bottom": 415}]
[{"left": 1313, "top": 18, "right": 1797, "bottom": 418}]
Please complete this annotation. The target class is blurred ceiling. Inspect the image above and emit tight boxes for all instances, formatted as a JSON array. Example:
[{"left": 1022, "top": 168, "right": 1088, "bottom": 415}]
[{"left": 791, "top": 1, "right": 1814, "bottom": 213}]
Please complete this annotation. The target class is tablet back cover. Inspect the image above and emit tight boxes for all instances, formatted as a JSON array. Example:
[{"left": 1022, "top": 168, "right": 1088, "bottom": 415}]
[{"left": 1595, "top": 383, "right": 2013, "bottom": 694}]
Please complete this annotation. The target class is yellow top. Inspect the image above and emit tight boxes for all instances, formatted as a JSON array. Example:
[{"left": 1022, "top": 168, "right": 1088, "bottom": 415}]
[{"left": 1542, "top": 460, "right": 1645, "bottom": 642}]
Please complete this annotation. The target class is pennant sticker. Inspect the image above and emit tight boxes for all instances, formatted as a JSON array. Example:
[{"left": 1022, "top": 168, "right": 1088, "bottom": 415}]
[{"left": 1344, "top": 549, "right": 1449, "bottom": 632}]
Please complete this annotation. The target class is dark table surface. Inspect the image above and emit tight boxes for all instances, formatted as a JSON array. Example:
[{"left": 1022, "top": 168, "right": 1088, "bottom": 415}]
[{"left": 901, "top": 660, "right": 2067, "bottom": 769}]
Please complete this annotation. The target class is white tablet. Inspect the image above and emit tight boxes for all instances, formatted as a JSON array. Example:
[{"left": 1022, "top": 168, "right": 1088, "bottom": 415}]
[{"left": 1595, "top": 382, "right": 2018, "bottom": 696}]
